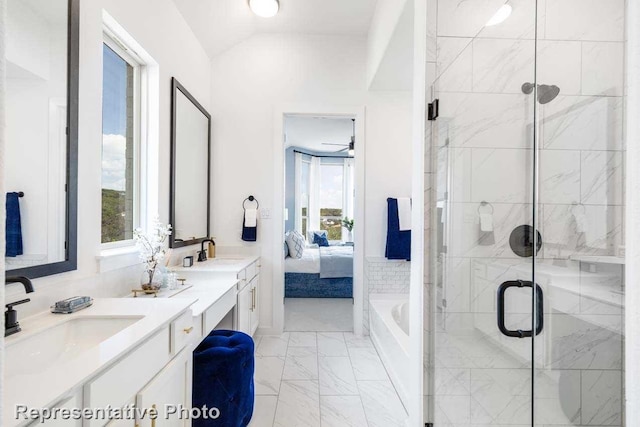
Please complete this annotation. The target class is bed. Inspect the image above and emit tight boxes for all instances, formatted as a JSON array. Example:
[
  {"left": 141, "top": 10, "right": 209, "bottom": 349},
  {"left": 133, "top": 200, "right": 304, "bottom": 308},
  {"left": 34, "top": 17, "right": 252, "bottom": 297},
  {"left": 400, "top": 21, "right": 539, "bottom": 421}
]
[{"left": 285, "top": 245, "right": 353, "bottom": 298}]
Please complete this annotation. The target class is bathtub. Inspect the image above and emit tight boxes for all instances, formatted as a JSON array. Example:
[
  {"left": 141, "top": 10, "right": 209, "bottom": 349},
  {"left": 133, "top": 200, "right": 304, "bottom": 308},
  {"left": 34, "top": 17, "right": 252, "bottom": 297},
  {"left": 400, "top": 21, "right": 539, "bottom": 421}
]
[{"left": 369, "top": 295, "right": 410, "bottom": 408}]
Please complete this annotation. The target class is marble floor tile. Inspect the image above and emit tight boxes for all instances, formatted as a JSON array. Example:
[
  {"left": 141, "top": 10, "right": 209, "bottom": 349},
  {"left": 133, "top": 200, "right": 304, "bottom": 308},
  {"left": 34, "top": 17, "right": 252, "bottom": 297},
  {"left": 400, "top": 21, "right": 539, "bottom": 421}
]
[
  {"left": 285, "top": 298, "right": 353, "bottom": 332},
  {"left": 289, "top": 332, "right": 317, "bottom": 347},
  {"left": 343, "top": 332, "right": 375, "bottom": 349},
  {"left": 348, "top": 347, "right": 389, "bottom": 381},
  {"left": 283, "top": 346, "right": 319, "bottom": 380},
  {"left": 249, "top": 396, "right": 278, "bottom": 427},
  {"left": 358, "top": 380, "right": 408, "bottom": 427},
  {"left": 254, "top": 356, "right": 285, "bottom": 395},
  {"left": 256, "top": 333, "right": 289, "bottom": 357},
  {"left": 317, "top": 332, "right": 349, "bottom": 356},
  {"left": 274, "top": 381, "right": 321, "bottom": 427},
  {"left": 318, "top": 356, "right": 359, "bottom": 395},
  {"left": 320, "top": 395, "right": 368, "bottom": 427}
]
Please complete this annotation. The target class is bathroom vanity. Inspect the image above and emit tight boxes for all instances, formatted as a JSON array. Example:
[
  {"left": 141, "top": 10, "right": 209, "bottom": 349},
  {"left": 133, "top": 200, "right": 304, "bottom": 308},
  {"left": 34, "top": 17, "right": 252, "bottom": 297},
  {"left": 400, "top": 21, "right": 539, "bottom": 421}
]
[
  {"left": 3, "top": 255, "right": 260, "bottom": 427},
  {"left": 3, "top": 298, "right": 196, "bottom": 427},
  {"left": 172, "top": 255, "right": 261, "bottom": 337}
]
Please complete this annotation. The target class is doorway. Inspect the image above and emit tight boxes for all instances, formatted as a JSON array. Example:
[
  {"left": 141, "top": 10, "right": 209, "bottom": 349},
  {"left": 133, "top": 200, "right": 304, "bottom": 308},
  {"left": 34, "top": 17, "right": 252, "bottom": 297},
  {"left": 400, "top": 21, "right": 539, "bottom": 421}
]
[
  {"left": 272, "top": 106, "right": 366, "bottom": 336},
  {"left": 283, "top": 115, "right": 356, "bottom": 332}
]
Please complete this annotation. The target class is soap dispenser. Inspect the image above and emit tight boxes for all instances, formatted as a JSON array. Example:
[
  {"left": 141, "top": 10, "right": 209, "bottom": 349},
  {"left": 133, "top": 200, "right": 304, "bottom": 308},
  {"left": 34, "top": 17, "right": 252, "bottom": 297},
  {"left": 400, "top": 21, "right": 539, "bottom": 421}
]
[{"left": 208, "top": 238, "right": 216, "bottom": 259}]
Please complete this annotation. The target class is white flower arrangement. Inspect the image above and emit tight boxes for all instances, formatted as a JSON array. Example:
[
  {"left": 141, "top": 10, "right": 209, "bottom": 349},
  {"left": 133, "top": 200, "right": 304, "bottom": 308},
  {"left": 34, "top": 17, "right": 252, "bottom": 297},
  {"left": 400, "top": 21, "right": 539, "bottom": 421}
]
[{"left": 134, "top": 217, "right": 172, "bottom": 287}]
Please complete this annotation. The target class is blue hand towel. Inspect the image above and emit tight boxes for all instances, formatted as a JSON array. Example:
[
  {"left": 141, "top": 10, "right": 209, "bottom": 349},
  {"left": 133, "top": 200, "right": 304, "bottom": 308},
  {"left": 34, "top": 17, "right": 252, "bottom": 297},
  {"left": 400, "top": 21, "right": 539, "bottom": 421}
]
[
  {"left": 241, "top": 211, "right": 257, "bottom": 242},
  {"left": 6, "top": 192, "right": 23, "bottom": 257},
  {"left": 385, "top": 198, "right": 411, "bottom": 261}
]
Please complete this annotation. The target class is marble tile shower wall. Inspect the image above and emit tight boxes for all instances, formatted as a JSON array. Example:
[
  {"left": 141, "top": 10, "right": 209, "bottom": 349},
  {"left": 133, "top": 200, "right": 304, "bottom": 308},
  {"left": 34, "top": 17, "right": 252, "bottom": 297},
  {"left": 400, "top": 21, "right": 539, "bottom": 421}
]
[
  {"left": 425, "top": 0, "right": 625, "bottom": 425},
  {"left": 363, "top": 258, "right": 411, "bottom": 335}
]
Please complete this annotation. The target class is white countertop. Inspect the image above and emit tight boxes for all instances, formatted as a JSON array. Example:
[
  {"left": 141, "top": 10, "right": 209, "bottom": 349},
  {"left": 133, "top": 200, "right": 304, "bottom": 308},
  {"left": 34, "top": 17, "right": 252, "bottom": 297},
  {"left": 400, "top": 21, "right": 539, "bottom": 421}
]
[
  {"left": 129, "top": 275, "right": 240, "bottom": 317},
  {"left": 172, "top": 255, "right": 259, "bottom": 274},
  {"left": 3, "top": 298, "right": 196, "bottom": 427}
]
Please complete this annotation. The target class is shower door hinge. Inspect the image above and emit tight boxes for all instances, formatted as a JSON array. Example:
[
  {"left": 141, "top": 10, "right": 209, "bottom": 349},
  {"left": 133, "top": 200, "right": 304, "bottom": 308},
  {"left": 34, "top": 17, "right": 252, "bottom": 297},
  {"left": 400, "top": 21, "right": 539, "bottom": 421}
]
[{"left": 428, "top": 99, "right": 439, "bottom": 121}]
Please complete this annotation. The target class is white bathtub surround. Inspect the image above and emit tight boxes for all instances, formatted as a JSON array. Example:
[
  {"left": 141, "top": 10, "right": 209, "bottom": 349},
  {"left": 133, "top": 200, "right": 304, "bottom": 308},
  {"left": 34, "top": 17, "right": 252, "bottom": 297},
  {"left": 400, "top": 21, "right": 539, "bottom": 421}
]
[
  {"left": 251, "top": 331, "right": 408, "bottom": 427},
  {"left": 364, "top": 258, "right": 411, "bottom": 335},
  {"left": 369, "top": 295, "right": 411, "bottom": 409}
]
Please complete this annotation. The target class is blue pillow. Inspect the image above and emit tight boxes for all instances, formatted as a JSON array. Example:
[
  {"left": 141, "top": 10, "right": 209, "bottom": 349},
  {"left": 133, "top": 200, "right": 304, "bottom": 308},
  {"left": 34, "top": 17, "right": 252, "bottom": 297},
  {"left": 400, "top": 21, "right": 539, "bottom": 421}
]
[{"left": 313, "top": 232, "right": 329, "bottom": 247}]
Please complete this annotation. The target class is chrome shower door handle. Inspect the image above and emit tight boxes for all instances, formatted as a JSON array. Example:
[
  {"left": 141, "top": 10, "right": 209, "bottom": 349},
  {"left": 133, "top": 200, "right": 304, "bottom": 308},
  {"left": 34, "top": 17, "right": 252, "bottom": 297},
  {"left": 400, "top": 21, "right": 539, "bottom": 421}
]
[{"left": 497, "top": 280, "right": 543, "bottom": 338}]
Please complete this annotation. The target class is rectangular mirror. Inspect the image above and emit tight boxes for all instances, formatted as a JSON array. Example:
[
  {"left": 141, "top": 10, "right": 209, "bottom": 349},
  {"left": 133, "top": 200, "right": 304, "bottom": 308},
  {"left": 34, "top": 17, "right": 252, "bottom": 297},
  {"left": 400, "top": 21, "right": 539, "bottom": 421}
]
[
  {"left": 169, "top": 78, "right": 211, "bottom": 248},
  {"left": 5, "top": 0, "right": 78, "bottom": 278}
]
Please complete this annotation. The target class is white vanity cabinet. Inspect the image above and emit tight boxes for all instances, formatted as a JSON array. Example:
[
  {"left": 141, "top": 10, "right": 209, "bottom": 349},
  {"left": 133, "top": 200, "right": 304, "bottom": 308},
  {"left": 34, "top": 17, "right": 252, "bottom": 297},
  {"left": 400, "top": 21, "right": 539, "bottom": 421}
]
[
  {"left": 235, "top": 260, "right": 260, "bottom": 336},
  {"left": 135, "top": 346, "right": 193, "bottom": 427},
  {"left": 83, "top": 313, "right": 195, "bottom": 427}
]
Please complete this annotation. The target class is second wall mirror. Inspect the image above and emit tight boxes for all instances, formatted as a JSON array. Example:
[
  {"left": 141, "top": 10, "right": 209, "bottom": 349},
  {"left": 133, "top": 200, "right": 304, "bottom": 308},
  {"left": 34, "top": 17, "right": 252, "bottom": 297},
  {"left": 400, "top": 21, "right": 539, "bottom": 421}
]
[{"left": 169, "top": 78, "right": 211, "bottom": 248}]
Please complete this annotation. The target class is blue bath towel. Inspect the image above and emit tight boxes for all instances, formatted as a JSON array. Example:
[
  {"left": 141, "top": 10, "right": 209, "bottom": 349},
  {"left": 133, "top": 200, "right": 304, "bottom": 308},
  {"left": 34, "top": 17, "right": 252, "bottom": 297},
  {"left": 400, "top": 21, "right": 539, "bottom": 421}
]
[
  {"left": 5, "top": 192, "right": 23, "bottom": 257},
  {"left": 385, "top": 198, "right": 411, "bottom": 261}
]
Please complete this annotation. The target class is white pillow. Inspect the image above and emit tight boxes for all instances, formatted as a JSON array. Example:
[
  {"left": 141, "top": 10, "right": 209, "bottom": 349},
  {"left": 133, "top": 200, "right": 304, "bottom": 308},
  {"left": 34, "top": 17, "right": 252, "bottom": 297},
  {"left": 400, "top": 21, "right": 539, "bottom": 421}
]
[
  {"left": 306, "top": 229, "right": 327, "bottom": 243},
  {"left": 286, "top": 230, "right": 305, "bottom": 259}
]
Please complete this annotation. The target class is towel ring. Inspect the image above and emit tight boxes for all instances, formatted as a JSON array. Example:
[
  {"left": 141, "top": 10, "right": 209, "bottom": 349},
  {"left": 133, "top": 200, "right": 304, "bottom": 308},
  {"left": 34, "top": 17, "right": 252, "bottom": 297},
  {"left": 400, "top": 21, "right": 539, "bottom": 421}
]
[
  {"left": 570, "top": 202, "right": 585, "bottom": 215},
  {"left": 477, "top": 201, "right": 494, "bottom": 215},
  {"left": 243, "top": 195, "right": 259, "bottom": 210}
]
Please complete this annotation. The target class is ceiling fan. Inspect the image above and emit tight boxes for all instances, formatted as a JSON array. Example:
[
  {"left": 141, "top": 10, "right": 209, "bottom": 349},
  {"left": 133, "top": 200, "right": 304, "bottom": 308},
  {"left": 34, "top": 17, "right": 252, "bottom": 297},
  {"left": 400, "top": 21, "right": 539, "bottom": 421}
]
[{"left": 321, "top": 119, "right": 355, "bottom": 156}]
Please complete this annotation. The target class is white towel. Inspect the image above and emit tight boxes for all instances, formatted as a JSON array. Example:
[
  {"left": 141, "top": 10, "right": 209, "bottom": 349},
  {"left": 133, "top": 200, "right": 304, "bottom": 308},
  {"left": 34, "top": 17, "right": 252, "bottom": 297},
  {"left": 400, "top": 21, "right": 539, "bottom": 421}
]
[
  {"left": 244, "top": 208, "right": 257, "bottom": 227},
  {"left": 397, "top": 198, "right": 412, "bottom": 231},
  {"left": 479, "top": 213, "right": 494, "bottom": 232}
]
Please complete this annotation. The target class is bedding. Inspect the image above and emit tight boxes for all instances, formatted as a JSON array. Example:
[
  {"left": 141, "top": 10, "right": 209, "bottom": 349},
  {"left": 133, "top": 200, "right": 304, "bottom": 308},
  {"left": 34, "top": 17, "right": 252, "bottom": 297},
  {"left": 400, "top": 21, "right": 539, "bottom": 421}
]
[
  {"left": 319, "top": 246, "right": 353, "bottom": 278},
  {"left": 284, "top": 246, "right": 353, "bottom": 277},
  {"left": 284, "top": 247, "right": 320, "bottom": 274}
]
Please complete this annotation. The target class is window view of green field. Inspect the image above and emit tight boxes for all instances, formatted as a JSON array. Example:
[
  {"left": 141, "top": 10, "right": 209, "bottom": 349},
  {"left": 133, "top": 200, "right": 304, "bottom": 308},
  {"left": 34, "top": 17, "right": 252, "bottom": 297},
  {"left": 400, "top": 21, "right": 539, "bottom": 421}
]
[{"left": 320, "top": 208, "right": 343, "bottom": 240}]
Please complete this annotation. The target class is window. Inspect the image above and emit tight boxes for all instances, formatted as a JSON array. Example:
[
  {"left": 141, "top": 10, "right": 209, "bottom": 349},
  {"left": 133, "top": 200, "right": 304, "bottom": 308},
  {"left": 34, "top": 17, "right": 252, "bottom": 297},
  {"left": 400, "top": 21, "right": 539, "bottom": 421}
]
[
  {"left": 101, "top": 35, "right": 141, "bottom": 245},
  {"left": 319, "top": 162, "right": 344, "bottom": 241}
]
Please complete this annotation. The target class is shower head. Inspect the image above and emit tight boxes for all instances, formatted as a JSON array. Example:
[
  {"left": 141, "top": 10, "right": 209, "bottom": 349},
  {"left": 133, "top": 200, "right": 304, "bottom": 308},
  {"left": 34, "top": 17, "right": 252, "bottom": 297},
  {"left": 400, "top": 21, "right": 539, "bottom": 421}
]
[
  {"left": 537, "top": 84, "right": 560, "bottom": 104},
  {"left": 521, "top": 82, "right": 561, "bottom": 104}
]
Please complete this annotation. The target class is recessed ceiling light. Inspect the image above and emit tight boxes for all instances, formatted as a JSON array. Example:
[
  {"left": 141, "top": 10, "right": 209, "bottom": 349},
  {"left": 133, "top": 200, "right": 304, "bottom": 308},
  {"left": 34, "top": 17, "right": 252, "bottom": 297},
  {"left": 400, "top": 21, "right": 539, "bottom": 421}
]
[
  {"left": 249, "top": 0, "right": 280, "bottom": 18},
  {"left": 486, "top": 4, "right": 512, "bottom": 26}
]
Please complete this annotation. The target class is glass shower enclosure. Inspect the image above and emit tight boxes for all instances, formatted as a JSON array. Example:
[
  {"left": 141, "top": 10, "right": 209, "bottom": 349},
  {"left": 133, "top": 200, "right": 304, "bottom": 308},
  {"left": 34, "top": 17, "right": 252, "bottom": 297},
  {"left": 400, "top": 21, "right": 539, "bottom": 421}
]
[{"left": 426, "top": 0, "right": 626, "bottom": 426}]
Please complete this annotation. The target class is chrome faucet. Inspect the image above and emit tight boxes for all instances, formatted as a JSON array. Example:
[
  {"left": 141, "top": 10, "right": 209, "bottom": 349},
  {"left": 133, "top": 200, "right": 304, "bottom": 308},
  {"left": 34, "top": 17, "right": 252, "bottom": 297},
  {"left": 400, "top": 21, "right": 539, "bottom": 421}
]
[
  {"left": 198, "top": 239, "right": 215, "bottom": 262},
  {"left": 5, "top": 276, "right": 34, "bottom": 337}
]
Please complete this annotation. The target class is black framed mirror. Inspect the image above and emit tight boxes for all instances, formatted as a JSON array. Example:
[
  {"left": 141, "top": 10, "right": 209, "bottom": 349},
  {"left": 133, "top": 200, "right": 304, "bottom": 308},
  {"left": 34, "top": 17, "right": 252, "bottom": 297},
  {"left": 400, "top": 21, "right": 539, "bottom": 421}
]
[
  {"left": 5, "top": 0, "right": 79, "bottom": 279},
  {"left": 169, "top": 78, "right": 211, "bottom": 248}
]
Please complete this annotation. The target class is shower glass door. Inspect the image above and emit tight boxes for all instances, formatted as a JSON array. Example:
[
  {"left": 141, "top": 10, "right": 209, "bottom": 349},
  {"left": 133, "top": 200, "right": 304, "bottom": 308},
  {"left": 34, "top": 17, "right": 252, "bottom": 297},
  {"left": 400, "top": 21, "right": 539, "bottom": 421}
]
[
  {"left": 427, "top": 0, "right": 626, "bottom": 426},
  {"left": 532, "top": 1, "right": 625, "bottom": 426}
]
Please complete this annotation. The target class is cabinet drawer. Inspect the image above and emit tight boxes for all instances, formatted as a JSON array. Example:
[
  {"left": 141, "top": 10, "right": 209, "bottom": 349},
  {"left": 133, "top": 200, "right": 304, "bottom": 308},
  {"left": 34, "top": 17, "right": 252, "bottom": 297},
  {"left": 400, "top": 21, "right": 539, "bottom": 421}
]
[
  {"left": 171, "top": 310, "right": 195, "bottom": 355},
  {"left": 237, "top": 268, "right": 247, "bottom": 282},
  {"left": 203, "top": 287, "right": 237, "bottom": 335},
  {"left": 84, "top": 327, "right": 170, "bottom": 427}
]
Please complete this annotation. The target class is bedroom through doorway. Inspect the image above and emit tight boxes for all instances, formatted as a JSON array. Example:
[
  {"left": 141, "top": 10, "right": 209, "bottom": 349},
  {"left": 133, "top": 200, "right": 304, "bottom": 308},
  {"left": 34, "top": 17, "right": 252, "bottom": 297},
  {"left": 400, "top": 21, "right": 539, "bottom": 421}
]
[{"left": 283, "top": 115, "right": 356, "bottom": 332}]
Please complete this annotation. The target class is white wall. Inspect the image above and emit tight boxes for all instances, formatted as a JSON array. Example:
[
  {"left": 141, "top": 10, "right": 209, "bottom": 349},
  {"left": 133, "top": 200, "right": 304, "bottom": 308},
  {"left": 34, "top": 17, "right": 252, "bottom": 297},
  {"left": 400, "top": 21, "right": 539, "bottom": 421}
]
[
  {"left": 209, "top": 33, "right": 412, "bottom": 331},
  {"left": 4, "top": 0, "right": 211, "bottom": 316}
]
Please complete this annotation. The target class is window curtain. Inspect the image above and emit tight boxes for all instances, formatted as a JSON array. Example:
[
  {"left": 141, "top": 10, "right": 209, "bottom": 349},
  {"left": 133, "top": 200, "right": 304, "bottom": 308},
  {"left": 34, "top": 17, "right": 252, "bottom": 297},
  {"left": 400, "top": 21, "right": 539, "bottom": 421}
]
[
  {"left": 308, "top": 156, "right": 321, "bottom": 235},
  {"left": 343, "top": 158, "right": 355, "bottom": 221},
  {"left": 294, "top": 152, "right": 303, "bottom": 233}
]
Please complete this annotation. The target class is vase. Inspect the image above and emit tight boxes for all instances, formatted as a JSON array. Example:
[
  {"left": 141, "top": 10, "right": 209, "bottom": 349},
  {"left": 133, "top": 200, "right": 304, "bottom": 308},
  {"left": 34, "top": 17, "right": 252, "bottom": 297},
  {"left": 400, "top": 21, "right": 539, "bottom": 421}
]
[{"left": 140, "top": 268, "right": 162, "bottom": 293}]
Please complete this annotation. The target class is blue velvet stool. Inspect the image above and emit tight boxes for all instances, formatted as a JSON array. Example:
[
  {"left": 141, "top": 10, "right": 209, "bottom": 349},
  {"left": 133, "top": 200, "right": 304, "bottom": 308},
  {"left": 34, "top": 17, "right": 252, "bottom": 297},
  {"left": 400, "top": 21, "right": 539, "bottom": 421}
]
[{"left": 193, "top": 330, "right": 255, "bottom": 427}]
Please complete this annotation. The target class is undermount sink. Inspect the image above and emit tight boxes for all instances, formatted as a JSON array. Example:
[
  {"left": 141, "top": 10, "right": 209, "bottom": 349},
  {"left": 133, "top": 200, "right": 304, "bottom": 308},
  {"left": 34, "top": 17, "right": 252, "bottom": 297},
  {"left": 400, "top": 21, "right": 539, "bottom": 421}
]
[{"left": 5, "top": 316, "right": 142, "bottom": 377}]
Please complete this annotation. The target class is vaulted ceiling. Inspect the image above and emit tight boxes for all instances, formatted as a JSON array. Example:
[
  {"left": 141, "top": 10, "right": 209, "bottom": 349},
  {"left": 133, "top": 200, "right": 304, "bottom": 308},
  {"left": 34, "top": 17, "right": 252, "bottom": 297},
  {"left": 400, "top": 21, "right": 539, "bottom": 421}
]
[{"left": 172, "top": 0, "right": 378, "bottom": 58}]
